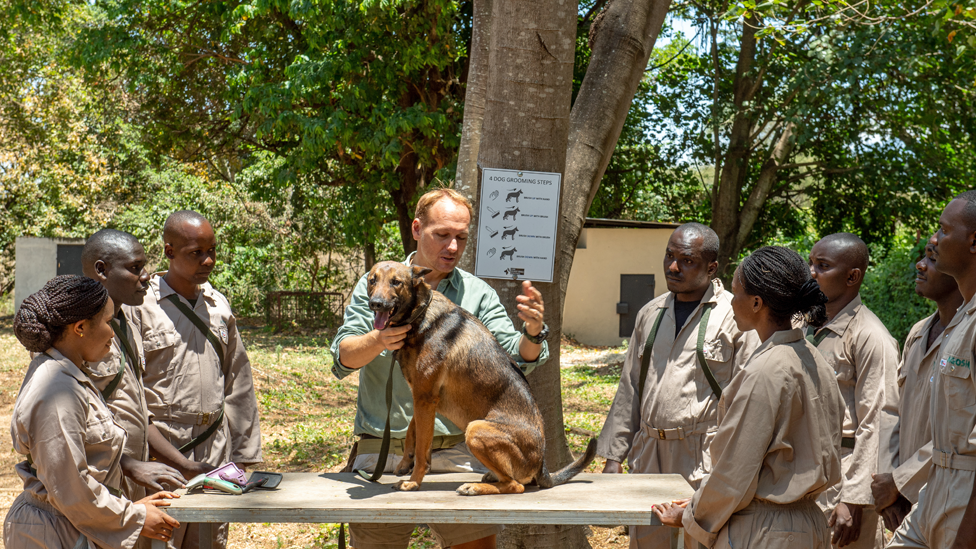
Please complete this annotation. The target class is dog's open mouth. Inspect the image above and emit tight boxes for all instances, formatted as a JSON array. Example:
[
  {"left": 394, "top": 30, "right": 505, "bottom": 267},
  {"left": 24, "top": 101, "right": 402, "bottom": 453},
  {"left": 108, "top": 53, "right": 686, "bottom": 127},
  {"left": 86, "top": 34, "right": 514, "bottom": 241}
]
[{"left": 374, "top": 309, "right": 393, "bottom": 331}]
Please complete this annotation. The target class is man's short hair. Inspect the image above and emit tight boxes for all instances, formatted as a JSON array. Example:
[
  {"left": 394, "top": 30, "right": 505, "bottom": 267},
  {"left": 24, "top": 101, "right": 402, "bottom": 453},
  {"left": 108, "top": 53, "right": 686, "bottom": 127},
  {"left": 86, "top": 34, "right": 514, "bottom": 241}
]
[
  {"left": 163, "top": 210, "right": 210, "bottom": 244},
  {"left": 955, "top": 190, "right": 976, "bottom": 233},
  {"left": 819, "top": 232, "right": 869, "bottom": 272},
  {"left": 674, "top": 222, "right": 720, "bottom": 263},
  {"left": 81, "top": 229, "right": 141, "bottom": 275},
  {"left": 415, "top": 188, "right": 473, "bottom": 224}
]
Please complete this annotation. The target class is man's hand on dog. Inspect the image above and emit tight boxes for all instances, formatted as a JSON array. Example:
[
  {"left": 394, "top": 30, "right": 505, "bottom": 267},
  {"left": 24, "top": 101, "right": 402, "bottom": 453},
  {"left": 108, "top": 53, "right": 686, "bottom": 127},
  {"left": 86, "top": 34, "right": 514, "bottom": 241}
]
[
  {"left": 374, "top": 323, "right": 412, "bottom": 351},
  {"left": 516, "top": 280, "right": 545, "bottom": 335}
]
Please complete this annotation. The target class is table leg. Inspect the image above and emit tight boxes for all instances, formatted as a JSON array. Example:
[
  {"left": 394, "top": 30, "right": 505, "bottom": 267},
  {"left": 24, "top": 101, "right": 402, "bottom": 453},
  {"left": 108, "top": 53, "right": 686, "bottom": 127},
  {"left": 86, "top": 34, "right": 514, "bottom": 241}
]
[
  {"left": 670, "top": 527, "right": 680, "bottom": 549},
  {"left": 199, "top": 522, "right": 214, "bottom": 549},
  {"left": 151, "top": 540, "right": 167, "bottom": 549}
]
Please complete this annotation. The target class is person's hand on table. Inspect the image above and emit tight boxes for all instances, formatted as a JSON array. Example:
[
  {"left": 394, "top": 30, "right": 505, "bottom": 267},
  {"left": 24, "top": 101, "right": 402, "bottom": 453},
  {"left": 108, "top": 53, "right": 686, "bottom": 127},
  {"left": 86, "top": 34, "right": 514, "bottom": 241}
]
[
  {"left": 652, "top": 498, "right": 690, "bottom": 528},
  {"left": 602, "top": 459, "right": 623, "bottom": 474},
  {"left": 139, "top": 491, "right": 181, "bottom": 542},
  {"left": 129, "top": 460, "right": 187, "bottom": 491}
]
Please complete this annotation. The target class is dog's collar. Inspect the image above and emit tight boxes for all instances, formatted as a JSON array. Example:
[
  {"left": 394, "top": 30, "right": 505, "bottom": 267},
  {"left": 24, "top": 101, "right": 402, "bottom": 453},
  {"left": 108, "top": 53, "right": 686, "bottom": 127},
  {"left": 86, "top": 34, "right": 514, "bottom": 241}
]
[{"left": 395, "top": 291, "right": 433, "bottom": 327}]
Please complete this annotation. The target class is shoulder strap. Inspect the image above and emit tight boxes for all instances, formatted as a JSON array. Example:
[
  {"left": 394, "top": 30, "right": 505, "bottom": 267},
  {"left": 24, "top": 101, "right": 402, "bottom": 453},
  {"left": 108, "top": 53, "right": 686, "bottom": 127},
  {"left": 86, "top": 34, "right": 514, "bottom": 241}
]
[
  {"left": 637, "top": 308, "right": 667, "bottom": 408},
  {"left": 696, "top": 303, "right": 722, "bottom": 399},
  {"left": 164, "top": 293, "right": 225, "bottom": 372},
  {"left": 177, "top": 403, "right": 225, "bottom": 455},
  {"left": 99, "top": 353, "right": 125, "bottom": 403},
  {"left": 112, "top": 313, "right": 140, "bottom": 378},
  {"left": 806, "top": 325, "right": 829, "bottom": 347}
]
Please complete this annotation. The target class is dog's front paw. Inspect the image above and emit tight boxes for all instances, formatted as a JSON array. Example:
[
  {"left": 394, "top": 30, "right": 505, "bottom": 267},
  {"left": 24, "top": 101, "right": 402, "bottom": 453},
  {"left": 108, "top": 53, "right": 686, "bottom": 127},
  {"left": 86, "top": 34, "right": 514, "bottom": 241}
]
[
  {"left": 393, "top": 480, "right": 420, "bottom": 491},
  {"left": 394, "top": 461, "right": 414, "bottom": 476},
  {"left": 457, "top": 483, "right": 484, "bottom": 496},
  {"left": 481, "top": 471, "right": 498, "bottom": 483}
]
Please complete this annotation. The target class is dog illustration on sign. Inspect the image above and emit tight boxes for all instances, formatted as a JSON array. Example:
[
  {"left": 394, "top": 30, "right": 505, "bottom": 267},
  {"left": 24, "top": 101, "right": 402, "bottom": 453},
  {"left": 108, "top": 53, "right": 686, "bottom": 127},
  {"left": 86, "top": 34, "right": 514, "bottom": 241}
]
[
  {"left": 500, "top": 247, "right": 517, "bottom": 261},
  {"left": 501, "top": 226, "right": 518, "bottom": 240},
  {"left": 506, "top": 189, "right": 524, "bottom": 203},
  {"left": 503, "top": 207, "right": 520, "bottom": 221}
]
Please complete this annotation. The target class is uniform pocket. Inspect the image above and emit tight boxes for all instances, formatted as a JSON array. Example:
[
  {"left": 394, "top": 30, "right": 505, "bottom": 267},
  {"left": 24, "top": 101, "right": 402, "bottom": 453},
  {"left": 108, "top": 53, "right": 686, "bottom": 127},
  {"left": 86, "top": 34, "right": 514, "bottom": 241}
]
[
  {"left": 942, "top": 359, "right": 976, "bottom": 410},
  {"left": 84, "top": 406, "right": 117, "bottom": 445},
  {"left": 142, "top": 328, "right": 178, "bottom": 353}
]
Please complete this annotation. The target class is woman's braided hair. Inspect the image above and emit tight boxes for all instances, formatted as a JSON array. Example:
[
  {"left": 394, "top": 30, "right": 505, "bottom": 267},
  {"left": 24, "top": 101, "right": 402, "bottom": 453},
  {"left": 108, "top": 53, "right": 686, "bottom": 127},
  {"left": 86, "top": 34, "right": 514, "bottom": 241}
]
[
  {"left": 739, "top": 246, "right": 829, "bottom": 328},
  {"left": 14, "top": 275, "right": 109, "bottom": 353}
]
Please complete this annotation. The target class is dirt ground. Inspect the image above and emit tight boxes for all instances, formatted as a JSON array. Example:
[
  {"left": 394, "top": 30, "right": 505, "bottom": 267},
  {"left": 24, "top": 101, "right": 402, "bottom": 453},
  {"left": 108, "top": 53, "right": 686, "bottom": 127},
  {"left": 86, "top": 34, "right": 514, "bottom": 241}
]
[{"left": 0, "top": 317, "right": 634, "bottom": 548}]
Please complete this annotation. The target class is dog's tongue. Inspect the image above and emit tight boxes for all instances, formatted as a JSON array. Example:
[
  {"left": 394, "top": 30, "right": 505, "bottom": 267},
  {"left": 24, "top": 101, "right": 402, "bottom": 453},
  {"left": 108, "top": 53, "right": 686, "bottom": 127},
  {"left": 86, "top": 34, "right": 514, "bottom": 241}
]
[{"left": 374, "top": 311, "right": 391, "bottom": 331}]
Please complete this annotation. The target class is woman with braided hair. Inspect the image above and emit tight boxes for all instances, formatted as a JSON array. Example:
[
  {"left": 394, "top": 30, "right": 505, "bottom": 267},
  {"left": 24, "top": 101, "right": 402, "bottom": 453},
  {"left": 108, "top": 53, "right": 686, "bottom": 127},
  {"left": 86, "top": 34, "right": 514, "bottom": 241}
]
[
  {"left": 654, "top": 246, "right": 846, "bottom": 548},
  {"left": 5, "top": 275, "right": 181, "bottom": 548}
]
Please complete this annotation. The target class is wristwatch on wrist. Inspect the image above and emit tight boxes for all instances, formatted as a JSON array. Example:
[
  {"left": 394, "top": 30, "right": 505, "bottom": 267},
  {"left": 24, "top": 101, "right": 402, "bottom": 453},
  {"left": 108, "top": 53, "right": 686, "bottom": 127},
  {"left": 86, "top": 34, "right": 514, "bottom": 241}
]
[{"left": 522, "top": 323, "right": 549, "bottom": 344}]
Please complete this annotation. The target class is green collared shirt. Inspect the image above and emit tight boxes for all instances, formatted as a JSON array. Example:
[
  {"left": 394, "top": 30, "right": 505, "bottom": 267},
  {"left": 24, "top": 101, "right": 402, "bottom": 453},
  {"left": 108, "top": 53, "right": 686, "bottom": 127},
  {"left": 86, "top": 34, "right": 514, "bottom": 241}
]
[{"left": 330, "top": 253, "right": 549, "bottom": 438}]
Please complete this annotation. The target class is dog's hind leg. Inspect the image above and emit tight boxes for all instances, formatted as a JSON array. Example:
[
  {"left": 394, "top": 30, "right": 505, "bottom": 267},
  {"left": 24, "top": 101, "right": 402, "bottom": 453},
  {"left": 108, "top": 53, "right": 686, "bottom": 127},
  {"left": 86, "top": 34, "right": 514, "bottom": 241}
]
[{"left": 457, "top": 421, "right": 528, "bottom": 496}]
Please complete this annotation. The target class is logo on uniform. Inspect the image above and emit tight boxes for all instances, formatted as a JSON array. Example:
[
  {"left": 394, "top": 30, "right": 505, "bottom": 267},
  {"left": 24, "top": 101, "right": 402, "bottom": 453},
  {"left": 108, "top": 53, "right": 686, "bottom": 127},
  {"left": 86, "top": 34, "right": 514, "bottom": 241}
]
[
  {"left": 945, "top": 355, "right": 971, "bottom": 369},
  {"left": 219, "top": 320, "right": 229, "bottom": 345}
]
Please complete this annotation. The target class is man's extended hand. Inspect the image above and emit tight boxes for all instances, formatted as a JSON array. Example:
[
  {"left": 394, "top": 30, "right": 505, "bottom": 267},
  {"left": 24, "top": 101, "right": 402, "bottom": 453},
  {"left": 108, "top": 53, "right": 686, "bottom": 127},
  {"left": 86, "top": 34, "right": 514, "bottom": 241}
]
[
  {"left": 871, "top": 472, "right": 901, "bottom": 511},
  {"left": 652, "top": 498, "right": 690, "bottom": 528},
  {"left": 516, "top": 281, "right": 545, "bottom": 336},
  {"left": 602, "top": 459, "right": 623, "bottom": 474},
  {"left": 124, "top": 458, "right": 187, "bottom": 491},
  {"left": 374, "top": 324, "right": 412, "bottom": 352},
  {"left": 829, "top": 502, "right": 864, "bottom": 547}
]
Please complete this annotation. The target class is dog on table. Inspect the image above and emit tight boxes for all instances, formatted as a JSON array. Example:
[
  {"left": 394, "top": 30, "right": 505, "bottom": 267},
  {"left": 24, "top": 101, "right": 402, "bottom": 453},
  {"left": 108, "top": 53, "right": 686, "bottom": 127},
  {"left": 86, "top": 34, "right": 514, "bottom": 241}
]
[{"left": 366, "top": 261, "right": 597, "bottom": 495}]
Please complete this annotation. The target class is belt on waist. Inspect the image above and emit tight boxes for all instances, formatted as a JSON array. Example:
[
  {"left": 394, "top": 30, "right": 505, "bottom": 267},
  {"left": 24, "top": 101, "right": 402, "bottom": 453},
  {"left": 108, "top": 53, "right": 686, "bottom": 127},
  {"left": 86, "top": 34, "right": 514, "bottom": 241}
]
[
  {"left": 741, "top": 495, "right": 820, "bottom": 514},
  {"left": 643, "top": 423, "right": 716, "bottom": 441},
  {"left": 357, "top": 433, "right": 466, "bottom": 456},
  {"left": 933, "top": 449, "right": 976, "bottom": 471},
  {"left": 841, "top": 437, "right": 855, "bottom": 449},
  {"left": 152, "top": 405, "right": 224, "bottom": 426}
]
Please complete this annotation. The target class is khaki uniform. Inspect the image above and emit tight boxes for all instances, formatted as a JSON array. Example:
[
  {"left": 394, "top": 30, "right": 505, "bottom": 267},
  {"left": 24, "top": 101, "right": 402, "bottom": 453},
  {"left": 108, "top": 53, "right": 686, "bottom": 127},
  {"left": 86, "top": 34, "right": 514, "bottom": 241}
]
[
  {"left": 598, "top": 279, "right": 758, "bottom": 548},
  {"left": 683, "top": 329, "right": 845, "bottom": 549},
  {"left": 4, "top": 349, "right": 147, "bottom": 549},
  {"left": 133, "top": 274, "right": 262, "bottom": 549},
  {"left": 87, "top": 307, "right": 151, "bottom": 504},
  {"left": 886, "top": 314, "right": 941, "bottom": 504},
  {"left": 808, "top": 296, "right": 899, "bottom": 548},
  {"left": 890, "top": 294, "right": 976, "bottom": 549}
]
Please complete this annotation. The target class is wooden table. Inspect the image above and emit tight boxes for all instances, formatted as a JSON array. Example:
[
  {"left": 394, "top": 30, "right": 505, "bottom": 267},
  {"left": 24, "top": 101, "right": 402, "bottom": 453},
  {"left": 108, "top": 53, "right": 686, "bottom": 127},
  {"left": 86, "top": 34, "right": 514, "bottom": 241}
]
[{"left": 151, "top": 472, "right": 694, "bottom": 549}]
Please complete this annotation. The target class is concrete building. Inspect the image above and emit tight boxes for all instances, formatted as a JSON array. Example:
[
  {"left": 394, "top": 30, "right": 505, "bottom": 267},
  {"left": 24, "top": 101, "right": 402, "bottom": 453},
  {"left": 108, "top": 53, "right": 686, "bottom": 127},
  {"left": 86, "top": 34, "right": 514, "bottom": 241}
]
[
  {"left": 15, "top": 237, "right": 86, "bottom": 312},
  {"left": 563, "top": 218, "right": 680, "bottom": 347}
]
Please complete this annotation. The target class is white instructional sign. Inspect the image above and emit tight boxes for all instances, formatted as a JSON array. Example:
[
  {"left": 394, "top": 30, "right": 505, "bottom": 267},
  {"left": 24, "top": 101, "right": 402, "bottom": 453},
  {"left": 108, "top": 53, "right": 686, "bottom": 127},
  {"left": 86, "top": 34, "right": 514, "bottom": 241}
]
[{"left": 475, "top": 167, "right": 561, "bottom": 283}]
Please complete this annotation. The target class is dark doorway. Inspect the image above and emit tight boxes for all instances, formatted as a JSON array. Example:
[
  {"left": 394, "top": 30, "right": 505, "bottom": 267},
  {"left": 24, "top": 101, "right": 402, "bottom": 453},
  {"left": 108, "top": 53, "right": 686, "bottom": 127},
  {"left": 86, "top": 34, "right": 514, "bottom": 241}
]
[
  {"left": 618, "top": 275, "right": 655, "bottom": 338},
  {"left": 56, "top": 244, "right": 85, "bottom": 276}
]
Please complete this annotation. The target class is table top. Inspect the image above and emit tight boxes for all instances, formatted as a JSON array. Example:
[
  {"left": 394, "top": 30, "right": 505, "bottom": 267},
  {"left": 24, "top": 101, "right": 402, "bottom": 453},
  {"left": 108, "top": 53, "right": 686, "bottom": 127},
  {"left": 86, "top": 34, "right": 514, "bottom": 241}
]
[{"left": 162, "top": 472, "right": 693, "bottom": 526}]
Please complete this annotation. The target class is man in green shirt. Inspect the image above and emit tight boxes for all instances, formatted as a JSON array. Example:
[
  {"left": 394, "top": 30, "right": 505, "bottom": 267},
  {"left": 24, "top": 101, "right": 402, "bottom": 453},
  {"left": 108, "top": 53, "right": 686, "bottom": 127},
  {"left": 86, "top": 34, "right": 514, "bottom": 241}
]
[{"left": 330, "top": 188, "right": 549, "bottom": 549}]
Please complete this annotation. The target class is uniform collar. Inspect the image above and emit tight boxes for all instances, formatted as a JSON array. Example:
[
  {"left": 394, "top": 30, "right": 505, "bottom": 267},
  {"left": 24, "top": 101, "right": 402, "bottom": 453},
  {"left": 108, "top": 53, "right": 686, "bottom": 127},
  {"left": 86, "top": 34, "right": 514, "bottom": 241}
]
[
  {"left": 404, "top": 252, "right": 461, "bottom": 292},
  {"left": 42, "top": 347, "right": 98, "bottom": 390},
  {"left": 820, "top": 294, "right": 862, "bottom": 336},
  {"left": 153, "top": 271, "right": 215, "bottom": 305},
  {"left": 915, "top": 313, "right": 945, "bottom": 360},
  {"left": 664, "top": 278, "right": 723, "bottom": 309},
  {"left": 751, "top": 328, "right": 804, "bottom": 359}
]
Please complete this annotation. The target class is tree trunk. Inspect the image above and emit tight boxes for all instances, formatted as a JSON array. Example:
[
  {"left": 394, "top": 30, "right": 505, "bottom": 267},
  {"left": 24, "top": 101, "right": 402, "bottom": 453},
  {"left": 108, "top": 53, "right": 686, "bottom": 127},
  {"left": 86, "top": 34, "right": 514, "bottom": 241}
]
[
  {"left": 455, "top": 0, "right": 492, "bottom": 273},
  {"left": 711, "top": 16, "right": 759, "bottom": 275},
  {"left": 558, "top": 0, "right": 672, "bottom": 298},
  {"left": 474, "top": 0, "right": 582, "bottom": 546},
  {"left": 732, "top": 122, "right": 795, "bottom": 253}
]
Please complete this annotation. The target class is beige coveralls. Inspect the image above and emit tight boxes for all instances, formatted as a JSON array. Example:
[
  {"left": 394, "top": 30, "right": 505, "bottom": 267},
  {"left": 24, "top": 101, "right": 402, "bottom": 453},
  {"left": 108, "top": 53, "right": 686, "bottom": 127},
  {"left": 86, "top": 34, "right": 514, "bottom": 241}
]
[
  {"left": 4, "top": 349, "right": 147, "bottom": 549},
  {"left": 598, "top": 279, "right": 758, "bottom": 549},
  {"left": 683, "top": 329, "right": 845, "bottom": 549},
  {"left": 133, "top": 274, "right": 262, "bottom": 549},
  {"left": 886, "top": 314, "right": 941, "bottom": 504},
  {"left": 889, "top": 294, "right": 976, "bottom": 549},
  {"left": 808, "top": 296, "right": 899, "bottom": 548},
  {"left": 87, "top": 307, "right": 151, "bottom": 504}
]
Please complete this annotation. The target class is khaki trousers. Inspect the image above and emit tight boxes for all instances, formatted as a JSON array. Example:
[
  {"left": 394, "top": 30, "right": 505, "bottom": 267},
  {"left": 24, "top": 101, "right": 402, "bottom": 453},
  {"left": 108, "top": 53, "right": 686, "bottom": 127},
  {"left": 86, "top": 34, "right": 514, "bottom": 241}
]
[
  {"left": 714, "top": 498, "right": 829, "bottom": 549},
  {"left": 888, "top": 467, "right": 973, "bottom": 549}
]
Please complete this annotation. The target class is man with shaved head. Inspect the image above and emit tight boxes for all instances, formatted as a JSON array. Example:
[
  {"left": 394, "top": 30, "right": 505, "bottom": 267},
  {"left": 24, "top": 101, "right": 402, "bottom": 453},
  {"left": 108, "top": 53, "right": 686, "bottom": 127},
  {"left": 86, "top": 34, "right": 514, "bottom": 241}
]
[
  {"left": 888, "top": 190, "right": 976, "bottom": 549},
  {"left": 807, "top": 232, "right": 900, "bottom": 549},
  {"left": 598, "top": 222, "right": 759, "bottom": 549},
  {"left": 131, "top": 211, "right": 262, "bottom": 549}
]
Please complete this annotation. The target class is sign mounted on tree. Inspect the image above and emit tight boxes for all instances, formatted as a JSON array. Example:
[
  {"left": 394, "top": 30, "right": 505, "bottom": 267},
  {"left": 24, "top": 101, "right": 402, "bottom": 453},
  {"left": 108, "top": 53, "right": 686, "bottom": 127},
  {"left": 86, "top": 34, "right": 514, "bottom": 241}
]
[{"left": 475, "top": 168, "right": 561, "bottom": 283}]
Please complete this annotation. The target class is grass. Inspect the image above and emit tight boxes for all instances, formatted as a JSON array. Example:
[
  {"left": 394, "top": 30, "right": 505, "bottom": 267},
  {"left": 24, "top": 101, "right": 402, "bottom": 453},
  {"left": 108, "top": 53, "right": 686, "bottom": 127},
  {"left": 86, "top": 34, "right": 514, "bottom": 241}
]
[{"left": 0, "top": 318, "right": 630, "bottom": 548}]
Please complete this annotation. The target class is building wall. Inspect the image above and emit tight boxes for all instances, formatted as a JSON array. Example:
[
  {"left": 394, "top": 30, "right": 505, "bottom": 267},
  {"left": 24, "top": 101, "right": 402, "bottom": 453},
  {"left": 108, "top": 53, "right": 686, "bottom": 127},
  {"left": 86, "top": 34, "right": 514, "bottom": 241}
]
[
  {"left": 563, "top": 227, "right": 673, "bottom": 347},
  {"left": 15, "top": 237, "right": 85, "bottom": 312}
]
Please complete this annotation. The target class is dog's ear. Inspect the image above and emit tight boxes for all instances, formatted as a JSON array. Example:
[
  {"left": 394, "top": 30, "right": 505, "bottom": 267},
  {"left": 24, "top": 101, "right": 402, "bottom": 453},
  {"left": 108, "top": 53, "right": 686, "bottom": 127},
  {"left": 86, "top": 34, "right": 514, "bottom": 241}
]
[{"left": 411, "top": 265, "right": 432, "bottom": 283}]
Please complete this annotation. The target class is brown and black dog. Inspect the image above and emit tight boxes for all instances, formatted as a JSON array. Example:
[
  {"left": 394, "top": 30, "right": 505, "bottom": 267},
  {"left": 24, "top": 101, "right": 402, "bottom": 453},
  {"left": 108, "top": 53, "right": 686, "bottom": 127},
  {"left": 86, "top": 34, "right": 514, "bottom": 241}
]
[{"left": 366, "top": 261, "right": 597, "bottom": 495}]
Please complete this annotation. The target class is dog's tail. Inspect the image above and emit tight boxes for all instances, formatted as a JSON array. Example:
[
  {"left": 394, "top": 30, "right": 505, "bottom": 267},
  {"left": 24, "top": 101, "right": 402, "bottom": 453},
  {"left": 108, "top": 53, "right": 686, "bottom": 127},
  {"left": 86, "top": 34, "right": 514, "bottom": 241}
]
[{"left": 536, "top": 438, "right": 598, "bottom": 489}]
